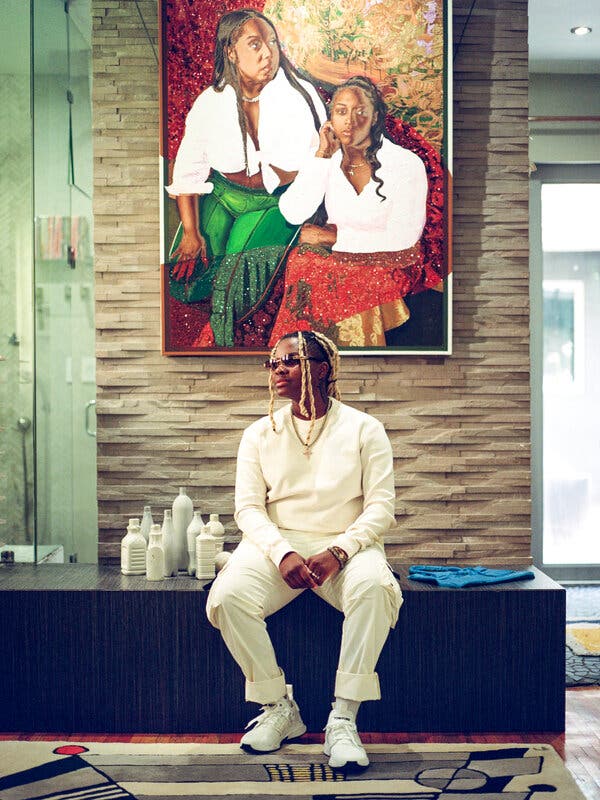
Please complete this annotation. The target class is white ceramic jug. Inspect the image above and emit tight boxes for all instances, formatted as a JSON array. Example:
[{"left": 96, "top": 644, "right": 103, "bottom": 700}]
[
  {"left": 120, "top": 518, "right": 146, "bottom": 575},
  {"left": 196, "top": 525, "right": 216, "bottom": 581}
]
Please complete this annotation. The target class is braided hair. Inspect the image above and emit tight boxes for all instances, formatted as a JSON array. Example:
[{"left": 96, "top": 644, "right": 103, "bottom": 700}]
[
  {"left": 212, "top": 10, "right": 322, "bottom": 176},
  {"left": 268, "top": 331, "right": 341, "bottom": 449},
  {"left": 331, "top": 75, "right": 389, "bottom": 201}
]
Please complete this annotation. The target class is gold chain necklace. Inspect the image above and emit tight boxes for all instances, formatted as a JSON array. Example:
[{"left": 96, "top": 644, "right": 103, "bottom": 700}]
[
  {"left": 343, "top": 159, "right": 369, "bottom": 177},
  {"left": 290, "top": 401, "right": 331, "bottom": 458}
]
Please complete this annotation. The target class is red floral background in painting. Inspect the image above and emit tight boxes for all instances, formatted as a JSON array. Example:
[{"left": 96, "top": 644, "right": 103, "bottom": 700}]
[{"left": 162, "top": 0, "right": 449, "bottom": 352}]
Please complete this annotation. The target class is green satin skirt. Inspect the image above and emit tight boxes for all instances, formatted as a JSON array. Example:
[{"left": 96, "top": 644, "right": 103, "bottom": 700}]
[{"left": 168, "top": 171, "right": 299, "bottom": 346}]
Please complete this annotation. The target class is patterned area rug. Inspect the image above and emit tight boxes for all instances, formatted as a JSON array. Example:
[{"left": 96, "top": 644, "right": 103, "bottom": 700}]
[
  {"left": 566, "top": 585, "right": 600, "bottom": 686},
  {"left": 0, "top": 741, "right": 586, "bottom": 799}
]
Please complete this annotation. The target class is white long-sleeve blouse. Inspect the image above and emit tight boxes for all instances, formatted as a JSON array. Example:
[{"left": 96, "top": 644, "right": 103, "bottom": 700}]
[
  {"left": 165, "top": 69, "right": 326, "bottom": 197},
  {"left": 278, "top": 137, "right": 428, "bottom": 252}
]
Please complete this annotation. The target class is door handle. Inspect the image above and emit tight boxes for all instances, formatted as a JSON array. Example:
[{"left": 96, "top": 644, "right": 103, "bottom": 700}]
[{"left": 85, "top": 399, "right": 96, "bottom": 437}]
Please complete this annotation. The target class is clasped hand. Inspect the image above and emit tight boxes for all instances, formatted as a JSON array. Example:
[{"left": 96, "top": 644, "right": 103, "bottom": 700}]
[
  {"left": 298, "top": 223, "right": 337, "bottom": 247},
  {"left": 279, "top": 550, "right": 340, "bottom": 590}
]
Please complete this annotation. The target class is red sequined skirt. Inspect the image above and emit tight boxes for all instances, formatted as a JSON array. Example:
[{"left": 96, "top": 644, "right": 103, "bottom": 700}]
[{"left": 269, "top": 243, "right": 424, "bottom": 347}]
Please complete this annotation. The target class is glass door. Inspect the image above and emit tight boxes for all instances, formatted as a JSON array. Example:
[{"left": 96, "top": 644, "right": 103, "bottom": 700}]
[
  {"left": 531, "top": 165, "right": 600, "bottom": 581},
  {"left": 33, "top": 0, "right": 97, "bottom": 563},
  {"left": 0, "top": 1, "right": 35, "bottom": 559},
  {"left": 0, "top": 0, "right": 96, "bottom": 564}
]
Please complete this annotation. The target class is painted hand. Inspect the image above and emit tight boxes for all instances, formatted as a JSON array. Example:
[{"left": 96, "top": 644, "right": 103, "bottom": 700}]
[
  {"left": 171, "top": 230, "right": 207, "bottom": 280},
  {"left": 316, "top": 121, "right": 340, "bottom": 158}
]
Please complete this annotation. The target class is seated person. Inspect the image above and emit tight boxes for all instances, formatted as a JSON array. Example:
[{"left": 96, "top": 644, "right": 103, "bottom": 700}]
[
  {"left": 206, "top": 329, "right": 402, "bottom": 769},
  {"left": 270, "top": 76, "right": 428, "bottom": 347}
]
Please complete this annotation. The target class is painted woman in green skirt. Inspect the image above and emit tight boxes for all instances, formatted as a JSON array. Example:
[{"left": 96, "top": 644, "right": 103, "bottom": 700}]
[{"left": 165, "top": 9, "right": 325, "bottom": 347}]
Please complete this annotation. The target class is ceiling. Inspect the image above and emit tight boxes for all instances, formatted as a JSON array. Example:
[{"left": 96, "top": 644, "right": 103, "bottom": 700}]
[{"left": 529, "top": 0, "right": 600, "bottom": 73}]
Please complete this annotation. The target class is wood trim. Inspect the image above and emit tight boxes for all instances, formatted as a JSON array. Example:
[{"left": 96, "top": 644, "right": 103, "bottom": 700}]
[{"left": 529, "top": 116, "right": 600, "bottom": 123}]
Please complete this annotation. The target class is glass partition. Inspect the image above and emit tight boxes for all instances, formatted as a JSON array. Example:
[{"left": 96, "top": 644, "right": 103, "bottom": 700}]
[
  {"left": 0, "top": 0, "right": 97, "bottom": 564},
  {"left": 0, "top": 0, "right": 35, "bottom": 557},
  {"left": 531, "top": 166, "right": 600, "bottom": 580}
]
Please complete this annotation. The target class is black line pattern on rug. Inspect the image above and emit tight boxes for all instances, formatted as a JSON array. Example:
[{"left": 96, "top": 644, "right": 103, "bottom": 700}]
[{"left": 265, "top": 762, "right": 345, "bottom": 782}]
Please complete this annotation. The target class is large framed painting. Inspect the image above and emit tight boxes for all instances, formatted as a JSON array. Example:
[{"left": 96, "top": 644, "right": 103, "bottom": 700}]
[{"left": 160, "top": 0, "right": 452, "bottom": 355}]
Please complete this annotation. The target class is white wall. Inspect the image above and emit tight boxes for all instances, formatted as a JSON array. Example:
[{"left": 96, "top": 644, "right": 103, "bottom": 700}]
[{"left": 529, "top": 73, "right": 600, "bottom": 164}]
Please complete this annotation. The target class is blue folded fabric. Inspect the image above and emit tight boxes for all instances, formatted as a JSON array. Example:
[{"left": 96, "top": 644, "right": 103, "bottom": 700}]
[{"left": 408, "top": 565, "right": 535, "bottom": 588}]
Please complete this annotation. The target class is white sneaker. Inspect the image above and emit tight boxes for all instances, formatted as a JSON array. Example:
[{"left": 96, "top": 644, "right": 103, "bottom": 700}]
[
  {"left": 240, "top": 685, "right": 306, "bottom": 753},
  {"left": 324, "top": 714, "right": 369, "bottom": 769}
]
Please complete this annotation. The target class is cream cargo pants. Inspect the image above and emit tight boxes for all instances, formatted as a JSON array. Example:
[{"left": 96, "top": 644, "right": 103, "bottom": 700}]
[{"left": 206, "top": 533, "right": 403, "bottom": 704}]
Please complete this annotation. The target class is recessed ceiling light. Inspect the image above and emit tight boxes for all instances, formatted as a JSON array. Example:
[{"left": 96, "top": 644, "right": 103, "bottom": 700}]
[{"left": 570, "top": 25, "right": 592, "bottom": 36}]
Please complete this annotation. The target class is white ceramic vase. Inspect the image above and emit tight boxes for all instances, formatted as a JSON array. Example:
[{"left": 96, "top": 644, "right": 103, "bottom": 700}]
[
  {"left": 140, "top": 505, "right": 154, "bottom": 543},
  {"left": 186, "top": 511, "right": 205, "bottom": 576},
  {"left": 161, "top": 509, "right": 177, "bottom": 577},
  {"left": 172, "top": 487, "right": 194, "bottom": 571}
]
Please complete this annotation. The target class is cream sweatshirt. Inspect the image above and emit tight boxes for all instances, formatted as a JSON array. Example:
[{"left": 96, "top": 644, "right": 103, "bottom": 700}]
[{"left": 234, "top": 398, "right": 395, "bottom": 566}]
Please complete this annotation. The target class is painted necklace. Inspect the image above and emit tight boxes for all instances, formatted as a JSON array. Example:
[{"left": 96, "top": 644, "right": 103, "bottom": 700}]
[
  {"left": 343, "top": 159, "right": 369, "bottom": 177},
  {"left": 290, "top": 400, "right": 332, "bottom": 457},
  {"left": 242, "top": 94, "right": 260, "bottom": 103}
]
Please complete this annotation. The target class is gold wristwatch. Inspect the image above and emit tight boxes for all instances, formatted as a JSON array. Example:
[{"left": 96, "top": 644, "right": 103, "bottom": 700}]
[{"left": 327, "top": 545, "right": 349, "bottom": 570}]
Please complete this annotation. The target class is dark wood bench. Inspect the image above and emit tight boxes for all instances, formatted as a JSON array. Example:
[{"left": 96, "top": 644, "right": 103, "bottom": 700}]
[{"left": 0, "top": 564, "right": 565, "bottom": 734}]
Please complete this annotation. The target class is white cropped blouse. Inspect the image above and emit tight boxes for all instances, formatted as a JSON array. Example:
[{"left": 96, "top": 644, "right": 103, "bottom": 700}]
[
  {"left": 166, "top": 69, "right": 326, "bottom": 197},
  {"left": 278, "top": 137, "right": 428, "bottom": 252}
]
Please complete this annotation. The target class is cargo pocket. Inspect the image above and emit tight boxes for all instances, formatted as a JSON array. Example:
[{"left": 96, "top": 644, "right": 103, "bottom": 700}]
[{"left": 381, "top": 561, "right": 403, "bottom": 629}]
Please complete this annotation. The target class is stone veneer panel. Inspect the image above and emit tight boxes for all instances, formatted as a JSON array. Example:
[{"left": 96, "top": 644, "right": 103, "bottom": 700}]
[{"left": 93, "top": 0, "right": 530, "bottom": 566}]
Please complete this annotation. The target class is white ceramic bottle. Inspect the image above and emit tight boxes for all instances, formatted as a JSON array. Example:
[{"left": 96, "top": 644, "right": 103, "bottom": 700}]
[
  {"left": 140, "top": 505, "right": 154, "bottom": 543},
  {"left": 146, "top": 524, "right": 165, "bottom": 581},
  {"left": 186, "top": 511, "right": 205, "bottom": 576},
  {"left": 196, "top": 525, "right": 216, "bottom": 581},
  {"left": 172, "top": 487, "right": 194, "bottom": 571},
  {"left": 206, "top": 513, "right": 225, "bottom": 555},
  {"left": 121, "top": 518, "right": 147, "bottom": 575},
  {"left": 161, "top": 508, "right": 177, "bottom": 577}
]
